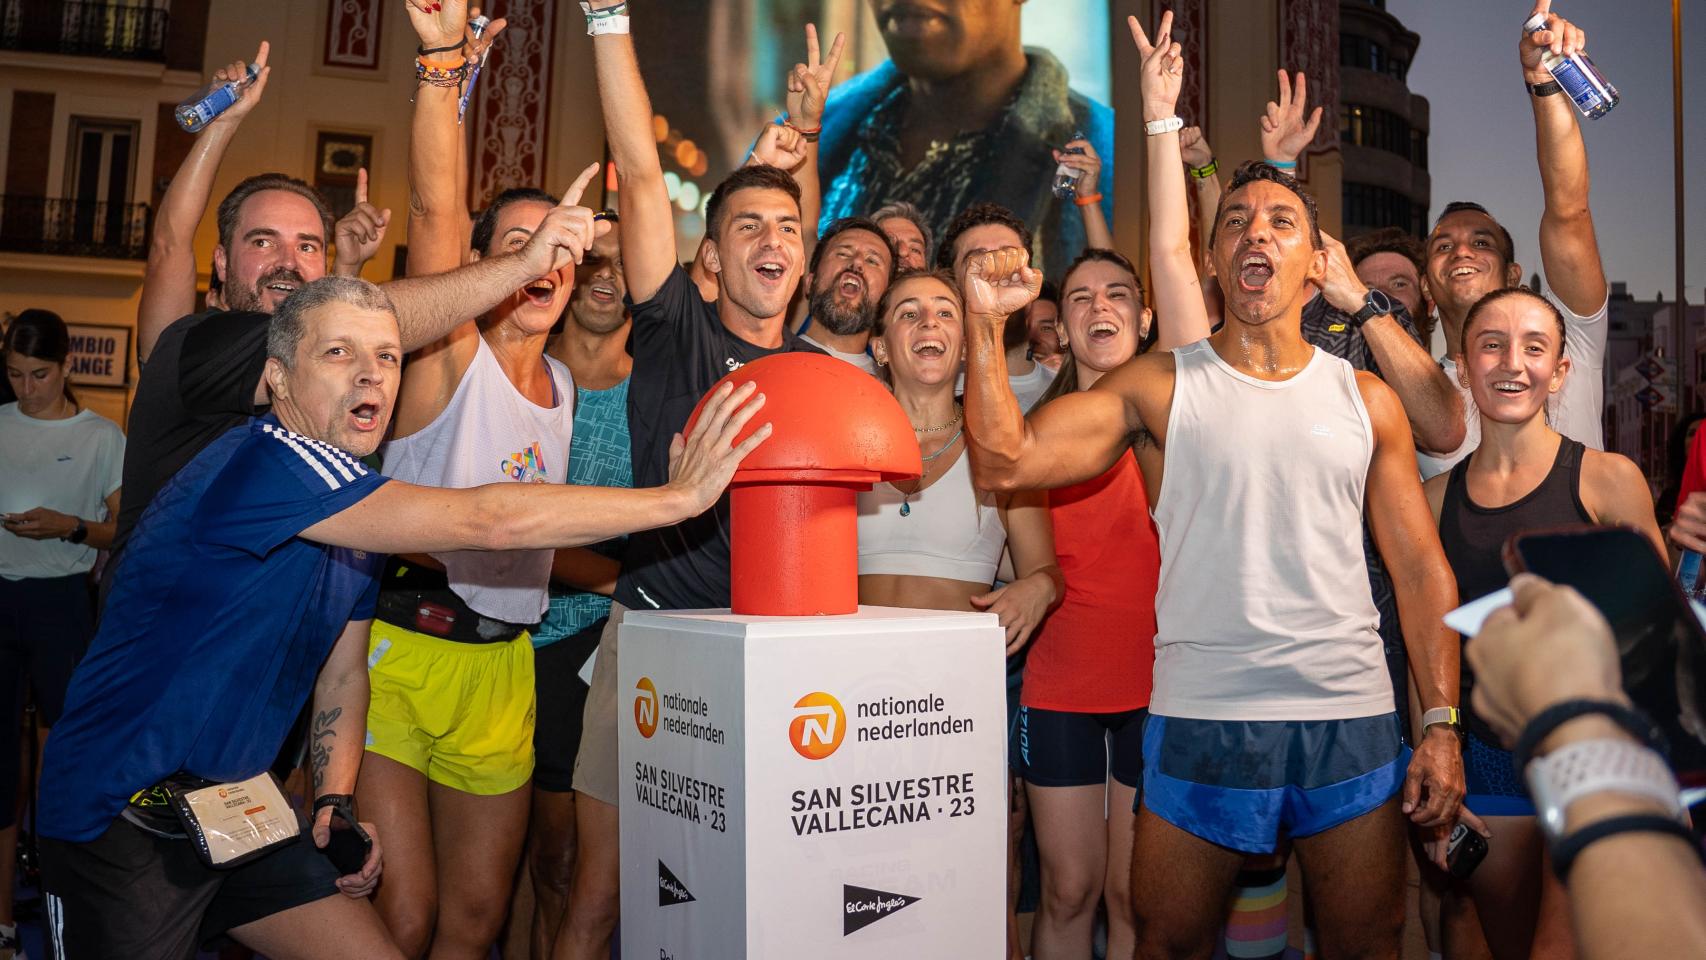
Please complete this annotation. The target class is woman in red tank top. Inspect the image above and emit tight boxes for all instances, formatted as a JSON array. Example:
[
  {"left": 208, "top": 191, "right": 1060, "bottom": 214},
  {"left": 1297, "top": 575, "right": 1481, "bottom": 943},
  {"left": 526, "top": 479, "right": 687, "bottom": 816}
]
[{"left": 1018, "top": 248, "right": 1204, "bottom": 959}]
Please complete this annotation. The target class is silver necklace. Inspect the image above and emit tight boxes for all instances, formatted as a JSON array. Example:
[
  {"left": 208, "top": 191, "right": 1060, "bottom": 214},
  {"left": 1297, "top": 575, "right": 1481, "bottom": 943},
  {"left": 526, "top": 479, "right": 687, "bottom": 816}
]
[{"left": 899, "top": 428, "right": 962, "bottom": 517}]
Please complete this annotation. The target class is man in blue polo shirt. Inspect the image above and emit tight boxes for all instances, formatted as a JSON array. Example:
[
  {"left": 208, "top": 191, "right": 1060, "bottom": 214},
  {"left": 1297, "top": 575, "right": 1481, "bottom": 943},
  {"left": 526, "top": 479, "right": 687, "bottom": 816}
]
[{"left": 36, "top": 276, "right": 769, "bottom": 960}]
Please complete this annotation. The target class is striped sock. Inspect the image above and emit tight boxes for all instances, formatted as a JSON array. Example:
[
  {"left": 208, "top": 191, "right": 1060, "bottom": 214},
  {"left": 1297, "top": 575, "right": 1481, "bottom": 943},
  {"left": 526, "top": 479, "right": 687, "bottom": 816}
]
[{"left": 1223, "top": 857, "right": 1288, "bottom": 960}]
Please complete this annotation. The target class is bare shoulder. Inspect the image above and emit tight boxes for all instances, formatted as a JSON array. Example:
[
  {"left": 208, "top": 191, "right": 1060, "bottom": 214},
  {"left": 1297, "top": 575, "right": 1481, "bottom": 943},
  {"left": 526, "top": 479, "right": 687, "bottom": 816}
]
[
  {"left": 1580, "top": 448, "right": 1650, "bottom": 504},
  {"left": 1353, "top": 369, "right": 1409, "bottom": 434}
]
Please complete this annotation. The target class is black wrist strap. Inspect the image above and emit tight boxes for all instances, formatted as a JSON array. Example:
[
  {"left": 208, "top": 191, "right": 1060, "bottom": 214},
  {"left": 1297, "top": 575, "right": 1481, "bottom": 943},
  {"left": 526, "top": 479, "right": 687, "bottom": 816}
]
[
  {"left": 1530, "top": 79, "right": 1564, "bottom": 97},
  {"left": 1514, "top": 698, "right": 1661, "bottom": 773},
  {"left": 313, "top": 793, "right": 356, "bottom": 818},
  {"left": 417, "top": 39, "right": 467, "bottom": 56},
  {"left": 1552, "top": 814, "right": 1702, "bottom": 881}
]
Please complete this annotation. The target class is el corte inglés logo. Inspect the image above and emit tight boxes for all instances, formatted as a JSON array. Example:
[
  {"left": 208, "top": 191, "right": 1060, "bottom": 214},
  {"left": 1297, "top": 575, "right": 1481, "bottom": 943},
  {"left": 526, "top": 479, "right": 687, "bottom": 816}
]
[
  {"left": 789, "top": 691, "right": 846, "bottom": 760},
  {"left": 634, "top": 677, "right": 660, "bottom": 739}
]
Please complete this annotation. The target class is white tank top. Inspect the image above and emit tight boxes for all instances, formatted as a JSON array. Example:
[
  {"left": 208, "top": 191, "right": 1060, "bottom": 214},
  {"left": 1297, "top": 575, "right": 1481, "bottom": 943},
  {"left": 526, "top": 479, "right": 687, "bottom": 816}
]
[
  {"left": 1151, "top": 339, "right": 1392, "bottom": 721},
  {"left": 382, "top": 336, "right": 574, "bottom": 623},
  {"left": 857, "top": 447, "right": 1005, "bottom": 584}
]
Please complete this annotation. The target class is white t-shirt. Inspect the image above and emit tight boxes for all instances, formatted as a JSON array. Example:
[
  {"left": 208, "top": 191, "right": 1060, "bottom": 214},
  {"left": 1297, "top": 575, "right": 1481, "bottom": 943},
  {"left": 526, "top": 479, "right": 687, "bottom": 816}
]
[
  {"left": 801, "top": 334, "right": 878, "bottom": 376},
  {"left": 1417, "top": 291, "right": 1608, "bottom": 480},
  {"left": 0, "top": 403, "right": 125, "bottom": 580}
]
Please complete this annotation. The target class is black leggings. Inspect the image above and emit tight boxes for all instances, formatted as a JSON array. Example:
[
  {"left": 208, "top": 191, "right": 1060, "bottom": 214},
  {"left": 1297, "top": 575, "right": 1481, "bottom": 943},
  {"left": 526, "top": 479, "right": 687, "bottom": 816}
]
[{"left": 1, "top": 572, "right": 94, "bottom": 827}]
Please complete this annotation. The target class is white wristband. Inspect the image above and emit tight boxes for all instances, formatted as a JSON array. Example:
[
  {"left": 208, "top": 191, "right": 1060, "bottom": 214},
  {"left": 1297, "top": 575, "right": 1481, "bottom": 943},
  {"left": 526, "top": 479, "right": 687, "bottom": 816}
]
[
  {"left": 1526, "top": 737, "right": 1684, "bottom": 840},
  {"left": 1144, "top": 116, "right": 1184, "bottom": 136},
  {"left": 580, "top": 1, "right": 630, "bottom": 35}
]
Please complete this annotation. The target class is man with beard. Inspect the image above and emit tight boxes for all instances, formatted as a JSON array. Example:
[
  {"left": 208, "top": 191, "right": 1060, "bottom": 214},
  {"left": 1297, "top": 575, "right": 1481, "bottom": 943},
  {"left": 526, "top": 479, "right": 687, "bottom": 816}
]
[
  {"left": 1417, "top": 5, "right": 1608, "bottom": 479},
  {"left": 796, "top": 217, "right": 898, "bottom": 374},
  {"left": 528, "top": 216, "right": 635, "bottom": 960},
  {"left": 817, "top": 0, "right": 1114, "bottom": 277},
  {"left": 960, "top": 19, "right": 1465, "bottom": 958},
  {"left": 553, "top": 5, "right": 825, "bottom": 957},
  {"left": 36, "top": 276, "right": 768, "bottom": 959}
]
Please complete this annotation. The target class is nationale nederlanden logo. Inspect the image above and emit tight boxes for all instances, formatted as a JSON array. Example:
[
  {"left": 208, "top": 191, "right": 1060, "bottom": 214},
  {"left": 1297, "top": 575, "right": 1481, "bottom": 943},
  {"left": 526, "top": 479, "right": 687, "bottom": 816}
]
[
  {"left": 634, "top": 677, "right": 660, "bottom": 739},
  {"left": 788, "top": 691, "right": 846, "bottom": 760}
]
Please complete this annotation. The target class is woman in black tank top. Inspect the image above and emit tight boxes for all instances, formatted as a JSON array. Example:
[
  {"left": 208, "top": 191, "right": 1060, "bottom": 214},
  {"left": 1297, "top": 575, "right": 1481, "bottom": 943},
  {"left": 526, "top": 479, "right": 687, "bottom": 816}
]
[{"left": 1423, "top": 288, "right": 1663, "bottom": 960}]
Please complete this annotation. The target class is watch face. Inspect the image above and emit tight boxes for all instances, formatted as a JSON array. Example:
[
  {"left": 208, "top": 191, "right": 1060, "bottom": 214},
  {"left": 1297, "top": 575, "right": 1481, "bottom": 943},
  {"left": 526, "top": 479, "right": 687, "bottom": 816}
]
[{"left": 1365, "top": 289, "right": 1394, "bottom": 317}]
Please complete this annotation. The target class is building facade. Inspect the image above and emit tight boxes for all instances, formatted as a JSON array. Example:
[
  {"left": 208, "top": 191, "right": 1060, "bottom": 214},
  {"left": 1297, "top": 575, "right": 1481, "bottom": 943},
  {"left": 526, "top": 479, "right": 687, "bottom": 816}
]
[
  {"left": 1337, "top": 0, "right": 1428, "bottom": 238},
  {"left": 0, "top": 0, "right": 602, "bottom": 427}
]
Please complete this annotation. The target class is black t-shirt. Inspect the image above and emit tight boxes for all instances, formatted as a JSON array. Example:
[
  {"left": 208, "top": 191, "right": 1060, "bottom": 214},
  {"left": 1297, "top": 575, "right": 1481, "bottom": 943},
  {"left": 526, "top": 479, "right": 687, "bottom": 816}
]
[
  {"left": 112, "top": 310, "right": 270, "bottom": 562},
  {"left": 614, "top": 267, "right": 823, "bottom": 611}
]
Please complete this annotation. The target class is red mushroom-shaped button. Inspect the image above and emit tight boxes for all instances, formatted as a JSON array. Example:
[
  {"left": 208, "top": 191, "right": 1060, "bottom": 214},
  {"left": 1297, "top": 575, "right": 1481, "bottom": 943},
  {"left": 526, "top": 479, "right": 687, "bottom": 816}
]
[{"left": 685, "top": 353, "right": 922, "bottom": 616}]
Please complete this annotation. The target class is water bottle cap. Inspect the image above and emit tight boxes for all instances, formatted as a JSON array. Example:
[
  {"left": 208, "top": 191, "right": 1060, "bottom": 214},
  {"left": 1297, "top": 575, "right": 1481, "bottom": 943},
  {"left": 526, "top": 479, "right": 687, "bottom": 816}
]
[{"left": 1522, "top": 12, "right": 1549, "bottom": 33}]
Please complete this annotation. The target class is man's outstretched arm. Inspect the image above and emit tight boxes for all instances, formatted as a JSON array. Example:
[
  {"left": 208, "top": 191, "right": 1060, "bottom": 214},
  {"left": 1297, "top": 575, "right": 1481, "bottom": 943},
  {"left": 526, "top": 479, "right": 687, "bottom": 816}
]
[
  {"left": 302, "top": 382, "right": 769, "bottom": 554},
  {"left": 138, "top": 41, "right": 271, "bottom": 362}
]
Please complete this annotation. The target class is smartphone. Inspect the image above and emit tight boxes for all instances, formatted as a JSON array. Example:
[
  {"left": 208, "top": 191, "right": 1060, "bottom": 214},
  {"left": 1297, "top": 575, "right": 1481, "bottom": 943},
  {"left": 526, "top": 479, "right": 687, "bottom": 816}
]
[
  {"left": 1445, "top": 821, "right": 1489, "bottom": 879},
  {"left": 320, "top": 800, "right": 373, "bottom": 876},
  {"left": 1503, "top": 525, "right": 1706, "bottom": 775}
]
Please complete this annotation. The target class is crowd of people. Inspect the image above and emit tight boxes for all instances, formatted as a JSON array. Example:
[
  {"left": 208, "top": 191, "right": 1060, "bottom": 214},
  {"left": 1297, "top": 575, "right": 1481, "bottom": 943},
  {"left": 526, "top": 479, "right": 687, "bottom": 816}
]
[{"left": 2, "top": 2, "right": 1703, "bottom": 959}]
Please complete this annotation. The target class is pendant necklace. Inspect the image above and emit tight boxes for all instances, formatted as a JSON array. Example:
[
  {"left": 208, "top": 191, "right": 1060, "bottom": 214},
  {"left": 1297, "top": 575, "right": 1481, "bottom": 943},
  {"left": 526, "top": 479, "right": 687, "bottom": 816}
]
[{"left": 899, "top": 427, "right": 962, "bottom": 517}]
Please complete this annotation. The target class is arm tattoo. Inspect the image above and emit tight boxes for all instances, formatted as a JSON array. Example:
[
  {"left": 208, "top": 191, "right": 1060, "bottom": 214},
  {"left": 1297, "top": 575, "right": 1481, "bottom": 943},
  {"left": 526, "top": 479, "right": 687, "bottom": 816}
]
[{"left": 310, "top": 706, "right": 342, "bottom": 793}]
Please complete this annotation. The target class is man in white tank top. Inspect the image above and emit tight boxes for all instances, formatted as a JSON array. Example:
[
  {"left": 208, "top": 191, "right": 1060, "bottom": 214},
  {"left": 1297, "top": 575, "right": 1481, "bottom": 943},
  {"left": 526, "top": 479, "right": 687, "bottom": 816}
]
[{"left": 960, "top": 16, "right": 1466, "bottom": 958}]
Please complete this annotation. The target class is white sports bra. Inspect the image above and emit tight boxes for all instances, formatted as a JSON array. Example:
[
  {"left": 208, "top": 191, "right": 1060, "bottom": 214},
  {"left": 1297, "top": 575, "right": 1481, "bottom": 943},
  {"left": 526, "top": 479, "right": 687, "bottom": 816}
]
[{"left": 856, "top": 447, "right": 1006, "bottom": 584}]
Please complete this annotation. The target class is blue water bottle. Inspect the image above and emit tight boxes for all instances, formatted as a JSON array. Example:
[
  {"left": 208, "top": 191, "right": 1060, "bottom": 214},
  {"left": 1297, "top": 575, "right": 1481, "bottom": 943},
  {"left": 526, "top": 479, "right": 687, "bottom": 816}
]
[
  {"left": 1051, "top": 131, "right": 1088, "bottom": 200},
  {"left": 1523, "top": 12, "right": 1619, "bottom": 120},
  {"left": 175, "top": 63, "right": 260, "bottom": 133}
]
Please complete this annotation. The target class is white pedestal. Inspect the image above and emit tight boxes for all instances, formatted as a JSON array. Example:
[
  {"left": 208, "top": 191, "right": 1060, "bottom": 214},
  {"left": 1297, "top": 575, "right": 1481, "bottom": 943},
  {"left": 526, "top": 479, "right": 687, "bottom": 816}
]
[{"left": 618, "top": 607, "right": 1008, "bottom": 959}]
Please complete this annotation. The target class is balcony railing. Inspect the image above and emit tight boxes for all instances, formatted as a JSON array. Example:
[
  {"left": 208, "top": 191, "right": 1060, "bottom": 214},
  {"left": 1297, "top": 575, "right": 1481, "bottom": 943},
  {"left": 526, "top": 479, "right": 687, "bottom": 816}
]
[
  {"left": 0, "top": 196, "right": 151, "bottom": 260},
  {"left": 1, "top": 0, "right": 170, "bottom": 62}
]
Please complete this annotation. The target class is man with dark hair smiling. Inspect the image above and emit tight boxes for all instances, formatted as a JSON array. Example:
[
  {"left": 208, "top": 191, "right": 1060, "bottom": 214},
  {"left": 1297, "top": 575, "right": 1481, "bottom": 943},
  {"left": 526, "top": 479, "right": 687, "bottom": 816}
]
[
  {"left": 1417, "top": 4, "right": 1608, "bottom": 479},
  {"left": 960, "top": 16, "right": 1465, "bottom": 957},
  {"left": 554, "top": 5, "right": 826, "bottom": 957},
  {"left": 797, "top": 216, "right": 898, "bottom": 374},
  {"left": 35, "top": 276, "right": 767, "bottom": 959}
]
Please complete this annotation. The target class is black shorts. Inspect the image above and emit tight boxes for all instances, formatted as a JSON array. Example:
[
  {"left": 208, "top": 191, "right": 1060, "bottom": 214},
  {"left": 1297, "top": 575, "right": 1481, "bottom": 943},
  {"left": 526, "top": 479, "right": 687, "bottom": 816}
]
[
  {"left": 40, "top": 813, "right": 340, "bottom": 960},
  {"left": 1013, "top": 705, "right": 1147, "bottom": 788},
  {"left": 1, "top": 572, "right": 94, "bottom": 827},
  {"left": 533, "top": 619, "right": 603, "bottom": 793}
]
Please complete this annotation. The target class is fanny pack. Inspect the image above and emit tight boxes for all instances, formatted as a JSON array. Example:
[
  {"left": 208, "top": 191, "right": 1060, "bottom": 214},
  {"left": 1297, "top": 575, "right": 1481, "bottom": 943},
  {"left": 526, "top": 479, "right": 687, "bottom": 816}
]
[
  {"left": 375, "top": 557, "right": 527, "bottom": 644},
  {"left": 124, "top": 772, "right": 299, "bottom": 869}
]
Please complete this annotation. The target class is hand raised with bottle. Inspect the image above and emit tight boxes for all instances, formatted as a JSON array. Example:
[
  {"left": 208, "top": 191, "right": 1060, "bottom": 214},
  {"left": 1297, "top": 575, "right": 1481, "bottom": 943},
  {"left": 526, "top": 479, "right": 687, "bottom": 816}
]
[
  {"left": 1520, "top": 0, "right": 1586, "bottom": 84},
  {"left": 206, "top": 41, "right": 271, "bottom": 130}
]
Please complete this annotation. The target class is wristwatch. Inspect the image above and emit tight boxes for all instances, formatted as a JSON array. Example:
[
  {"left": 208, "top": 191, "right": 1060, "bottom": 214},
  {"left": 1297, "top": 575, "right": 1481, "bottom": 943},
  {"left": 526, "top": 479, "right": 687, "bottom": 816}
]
[
  {"left": 1144, "top": 116, "right": 1184, "bottom": 136},
  {"left": 67, "top": 519, "right": 88, "bottom": 544},
  {"left": 1420, "top": 706, "right": 1462, "bottom": 739},
  {"left": 1351, "top": 288, "right": 1394, "bottom": 327},
  {"left": 1525, "top": 737, "right": 1684, "bottom": 843}
]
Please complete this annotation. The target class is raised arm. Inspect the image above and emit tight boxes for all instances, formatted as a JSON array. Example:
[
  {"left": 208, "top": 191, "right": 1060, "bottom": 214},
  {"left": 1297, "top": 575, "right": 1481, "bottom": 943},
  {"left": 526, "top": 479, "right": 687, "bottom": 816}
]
[
  {"left": 1051, "top": 137, "right": 1113, "bottom": 252},
  {"left": 588, "top": 0, "right": 675, "bottom": 301},
  {"left": 330, "top": 169, "right": 391, "bottom": 279},
  {"left": 137, "top": 41, "right": 271, "bottom": 362},
  {"left": 961, "top": 248, "right": 1144, "bottom": 492},
  {"left": 1358, "top": 372, "right": 1464, "bottom": 851},
  {"left": 303, "top": 381, "right": 769, "bottom": 553},
  {"left": 402, "top": 0, "right": 488, "bottom": 277},
  {"left": 1178, "top": 126, "right": 1223, "bottom": 277},
  {"left": 1259, "top": 70, "right": 1323, "bottom": 169},
  {"left": 1319, "top": 232, "right": 1466, "bottom": 453},
  {"left": 1130, "top": 13, "right": 1212, "bottom": 351},
  {"left": 784, "top": 24, "right": 843, "bottom": 253},
  {"left": 1522, "top": 2, "right": 1607, "bottom": 317},
  {"left": 391, "top": 0, "right": 513, "bottom": 436}
]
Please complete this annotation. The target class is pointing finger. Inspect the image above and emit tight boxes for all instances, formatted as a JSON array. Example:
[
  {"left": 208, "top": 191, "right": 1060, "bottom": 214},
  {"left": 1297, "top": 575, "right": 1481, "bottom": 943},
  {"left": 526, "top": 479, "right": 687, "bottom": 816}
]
[
  {"left": 1276, "top": 69, "right": 1291, "bottom": 110},
  {"left": 805, "top": 22, "right": 820, "bottom": 67},
  {"left": 254, "top": 40, "right": 270, "bottom": 69},
  {"left": 561, "top": 161, "right": 602, "bottom": 209},
  {"left": 355, "top": 167, "right": 369, "bottom": 206}
]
